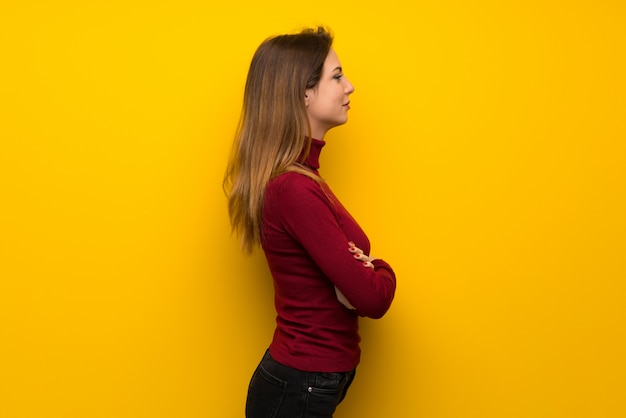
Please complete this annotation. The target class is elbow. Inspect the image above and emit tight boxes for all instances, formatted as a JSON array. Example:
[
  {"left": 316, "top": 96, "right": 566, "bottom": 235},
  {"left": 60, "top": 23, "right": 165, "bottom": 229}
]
[
  {"left": 358, "top": 289, "right": 396, "bottom": 319},
  {"left": 352, "top": 263, "right": 397, "bottom": 318},
  {"left": 361, "top": 300, "right": 393, "bottom": 319}
]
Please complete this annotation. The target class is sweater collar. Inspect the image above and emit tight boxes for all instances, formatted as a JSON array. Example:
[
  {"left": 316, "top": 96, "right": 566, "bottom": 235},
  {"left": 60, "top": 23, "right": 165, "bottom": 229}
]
[{"left": 302, "top": 138, "right": 326, "bottom": 170}]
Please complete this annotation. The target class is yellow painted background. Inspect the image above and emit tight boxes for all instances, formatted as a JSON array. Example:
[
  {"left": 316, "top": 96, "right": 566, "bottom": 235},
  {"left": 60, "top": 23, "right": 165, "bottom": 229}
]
[{"left": 1, "top": 1, "right": 625, "bottom": 417}]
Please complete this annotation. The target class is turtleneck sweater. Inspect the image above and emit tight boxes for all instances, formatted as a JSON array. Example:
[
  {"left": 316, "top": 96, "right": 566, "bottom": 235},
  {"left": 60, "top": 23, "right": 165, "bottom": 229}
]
[{"left": 261, "top": 138, "right": 396, "bottom": 372}]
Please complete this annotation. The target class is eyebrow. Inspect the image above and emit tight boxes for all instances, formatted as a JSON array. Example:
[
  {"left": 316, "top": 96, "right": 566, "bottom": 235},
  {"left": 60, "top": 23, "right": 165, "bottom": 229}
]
[{"left": 332, "top": 66, "right": 343, "bottom": 72}]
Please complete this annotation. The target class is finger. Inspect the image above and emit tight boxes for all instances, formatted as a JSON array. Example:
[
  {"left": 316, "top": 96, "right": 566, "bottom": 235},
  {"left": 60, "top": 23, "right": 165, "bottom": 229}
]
[
  {"left": 353, "top": 253, "right": 373, "bottom": 262},
  {"left": 362, "top": 261, "right": 375, "bottom": 270},
  {"left": 349, "top": 246, "right": 364, "bottom": 255}
]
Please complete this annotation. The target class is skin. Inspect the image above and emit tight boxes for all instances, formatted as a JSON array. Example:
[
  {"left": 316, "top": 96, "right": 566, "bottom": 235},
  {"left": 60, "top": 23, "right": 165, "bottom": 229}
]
[
  {"left": 335, "top": 242, "right": 375, "bottom": 310},
  {"left": 303, "top": 50, "right": 372, "bottom": 268},
  {"left": 303, "top": 49, "right": 373, "bottom": 306},
  {"left": 349, "top": 241, "right": 375, "bottom": 269},
  {"left": 304, "top": 48, "right": 355, "bottom": 140}
]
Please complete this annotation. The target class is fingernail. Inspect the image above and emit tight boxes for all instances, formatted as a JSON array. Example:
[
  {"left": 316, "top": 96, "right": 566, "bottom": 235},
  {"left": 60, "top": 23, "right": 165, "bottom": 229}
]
[{"left": 348, "top": 241, "right": 355, "bottom": 247}]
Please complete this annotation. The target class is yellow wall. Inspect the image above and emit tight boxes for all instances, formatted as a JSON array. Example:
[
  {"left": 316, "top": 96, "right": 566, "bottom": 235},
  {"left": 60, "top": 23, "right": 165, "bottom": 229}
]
[{"left": 2, "top": 1, "right": 625, "bottom": 417}]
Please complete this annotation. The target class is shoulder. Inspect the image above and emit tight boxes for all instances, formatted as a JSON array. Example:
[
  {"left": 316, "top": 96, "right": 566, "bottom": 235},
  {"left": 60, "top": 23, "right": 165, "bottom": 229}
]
[
  {"left": 266, "top": 172, "right": 330, "bottom": 208},
  {"left": 268, "top": 171, "right": 322, "bottom": 195}
]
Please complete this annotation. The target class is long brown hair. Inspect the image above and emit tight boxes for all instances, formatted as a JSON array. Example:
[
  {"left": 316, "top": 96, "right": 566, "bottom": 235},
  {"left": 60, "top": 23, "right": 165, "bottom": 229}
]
[{"left": 224, "top": 27, "right": 333, "bottom": 254}]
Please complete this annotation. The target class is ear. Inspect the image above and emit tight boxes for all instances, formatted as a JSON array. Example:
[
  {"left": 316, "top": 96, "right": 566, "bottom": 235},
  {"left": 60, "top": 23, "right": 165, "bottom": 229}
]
[{"left": 304, "top": 89, "right": 312, "bottom": 107}]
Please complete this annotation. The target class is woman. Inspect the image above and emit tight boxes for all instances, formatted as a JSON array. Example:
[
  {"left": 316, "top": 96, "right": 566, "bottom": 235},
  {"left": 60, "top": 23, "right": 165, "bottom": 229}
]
[{"left": 224, "top": 27, "right": 397, "bottom": 417}]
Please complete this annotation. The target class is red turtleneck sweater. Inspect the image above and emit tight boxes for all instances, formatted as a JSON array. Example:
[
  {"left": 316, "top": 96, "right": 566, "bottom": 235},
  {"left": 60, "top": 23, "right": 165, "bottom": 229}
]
[{"left": 261, "top": 138, "right": 396, "bottom": 372}]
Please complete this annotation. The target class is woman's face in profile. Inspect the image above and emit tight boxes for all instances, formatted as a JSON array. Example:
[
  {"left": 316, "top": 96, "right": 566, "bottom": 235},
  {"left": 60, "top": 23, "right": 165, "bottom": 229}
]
[{"left": 305, "top": 49, "right": 355, "bottom": 138}]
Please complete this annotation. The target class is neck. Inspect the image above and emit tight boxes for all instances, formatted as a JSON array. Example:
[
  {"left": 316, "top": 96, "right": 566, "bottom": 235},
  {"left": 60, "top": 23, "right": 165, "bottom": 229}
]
[
  {"left": 301, "top": 137, "right": 325, "bottom": 170},
  {"left": 310, "top": 126, "right": 328, "bottom": 140}
]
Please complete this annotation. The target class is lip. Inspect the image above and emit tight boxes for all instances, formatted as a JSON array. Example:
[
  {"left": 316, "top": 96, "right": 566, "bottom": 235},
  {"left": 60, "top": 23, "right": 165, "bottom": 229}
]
[{"left": 343, "top": 101, "right": 351, "bottom": 108}]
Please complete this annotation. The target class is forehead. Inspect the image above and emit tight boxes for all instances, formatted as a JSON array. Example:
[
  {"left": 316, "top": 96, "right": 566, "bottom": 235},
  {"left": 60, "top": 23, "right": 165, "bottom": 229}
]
[{"left": 323, "top": 49, "right": 341, "bottom": 71}]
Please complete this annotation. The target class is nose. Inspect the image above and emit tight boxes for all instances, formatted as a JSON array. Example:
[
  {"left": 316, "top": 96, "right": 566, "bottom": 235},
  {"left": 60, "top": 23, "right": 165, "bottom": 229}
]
[{"left": 344, "top": 77, "right": 355, "bottom": 95}]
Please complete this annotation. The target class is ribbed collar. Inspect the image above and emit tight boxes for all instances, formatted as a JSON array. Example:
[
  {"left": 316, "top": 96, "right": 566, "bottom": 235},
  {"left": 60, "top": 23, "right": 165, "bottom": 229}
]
[{"left": 302, "top": 138, "right": 326, "bottom": 170}]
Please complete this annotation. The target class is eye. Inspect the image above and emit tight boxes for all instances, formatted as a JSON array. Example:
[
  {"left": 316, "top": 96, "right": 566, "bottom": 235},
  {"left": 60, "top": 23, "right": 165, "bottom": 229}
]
[{"left": 333, "top": 73, "right": 344, "bottom": 81}]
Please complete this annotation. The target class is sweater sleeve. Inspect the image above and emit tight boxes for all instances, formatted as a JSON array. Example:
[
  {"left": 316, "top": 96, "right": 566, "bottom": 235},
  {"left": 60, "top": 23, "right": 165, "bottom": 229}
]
[{"left": 273, "top": 175, "right": 396, "bottom": 319}]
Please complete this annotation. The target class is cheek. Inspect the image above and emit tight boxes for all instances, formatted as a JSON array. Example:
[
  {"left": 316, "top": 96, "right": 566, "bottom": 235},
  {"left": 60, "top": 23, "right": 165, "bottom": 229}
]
[{"left": 320, "top": 91, "right": 342, "bottom": 109}]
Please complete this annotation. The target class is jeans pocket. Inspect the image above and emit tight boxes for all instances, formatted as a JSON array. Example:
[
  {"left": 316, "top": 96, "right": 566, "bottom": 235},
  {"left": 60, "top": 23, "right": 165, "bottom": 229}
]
[
  {"left": 310, "top": 372, "right": 346, "bottom": 394},
  {"left": 305, "top": 371, "right": 354, "bottom": 417},
  {"left": 246, "top": 363, "right": 287, "bottom": 418}
]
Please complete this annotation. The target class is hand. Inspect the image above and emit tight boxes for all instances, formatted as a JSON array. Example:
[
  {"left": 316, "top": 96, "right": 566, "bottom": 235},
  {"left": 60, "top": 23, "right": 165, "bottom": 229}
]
[
  {"left": 335, "top": 286, "right": 356, "bottom": 310},
  {"left": 348, "top": 241, "right": 376, "bottom": 270},
  {"left": 334, "top": 242, "right": 376, "bottom": 310}
]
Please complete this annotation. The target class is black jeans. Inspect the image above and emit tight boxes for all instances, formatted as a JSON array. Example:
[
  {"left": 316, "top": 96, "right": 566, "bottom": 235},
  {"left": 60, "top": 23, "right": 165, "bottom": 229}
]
[{"left": 245, "top": 350, "right": 356, "bottom": 418}]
